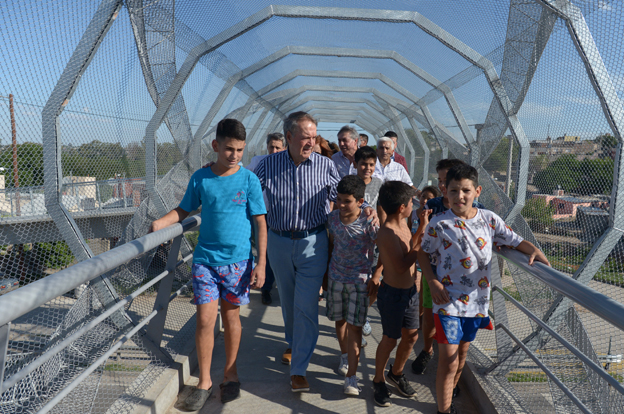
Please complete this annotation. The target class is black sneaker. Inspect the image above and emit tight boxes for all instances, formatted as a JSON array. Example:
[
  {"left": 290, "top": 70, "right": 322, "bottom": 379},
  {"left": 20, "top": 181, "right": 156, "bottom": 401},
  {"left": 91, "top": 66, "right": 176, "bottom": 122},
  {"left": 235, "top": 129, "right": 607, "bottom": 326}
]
[
  {"left": 437, "top": 402, "right": 458, "bottom": 414},
  {"left": 373, "top": 381, "right": 392, "bottom": 407},
  {"left": 386, "top": 365, "right": 417, "bottom": 398},
  {"left": 261, "top": 290, "right": 272, "bottom": 305},
  {"left": 411, "top": 349, "right": 434, "bottom": 375},
  {"left": 453, "top": 386, "right": 460, "bottom": 398}
]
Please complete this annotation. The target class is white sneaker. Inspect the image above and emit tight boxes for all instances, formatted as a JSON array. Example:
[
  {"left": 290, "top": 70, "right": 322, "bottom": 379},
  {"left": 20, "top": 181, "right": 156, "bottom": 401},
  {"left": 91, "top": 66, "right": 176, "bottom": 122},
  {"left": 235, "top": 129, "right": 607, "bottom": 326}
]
[
  {"left": 362, "top": 318, "right": 372, "bottom": 336},
  {"left": 344, "top": 375, "right": 361, "bottom": 396},
  {"left": 337, "top": 353, "right": 349, "bottom": 376}
]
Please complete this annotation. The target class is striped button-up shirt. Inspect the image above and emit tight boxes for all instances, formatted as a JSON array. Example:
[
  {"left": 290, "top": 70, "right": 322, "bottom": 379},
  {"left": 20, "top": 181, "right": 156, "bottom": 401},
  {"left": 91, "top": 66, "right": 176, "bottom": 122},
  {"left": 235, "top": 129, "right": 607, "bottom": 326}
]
[
  {"left": 332, "top": 151, "right": 352, "bottom": 178},
  {"left": 255, "top": 150, "right": 340, "bottom": 231}
]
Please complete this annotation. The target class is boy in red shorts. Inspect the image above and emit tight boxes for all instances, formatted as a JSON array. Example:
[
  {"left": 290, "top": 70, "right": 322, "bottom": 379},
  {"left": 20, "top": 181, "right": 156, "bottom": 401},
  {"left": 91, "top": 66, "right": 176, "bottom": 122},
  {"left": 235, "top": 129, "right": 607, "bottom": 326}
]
[
  {"left": 418, "top": 164, "right": 547, "bottom": 414},
  {"left": 150, "top": 119, "right": 267, "bottom": 410}
]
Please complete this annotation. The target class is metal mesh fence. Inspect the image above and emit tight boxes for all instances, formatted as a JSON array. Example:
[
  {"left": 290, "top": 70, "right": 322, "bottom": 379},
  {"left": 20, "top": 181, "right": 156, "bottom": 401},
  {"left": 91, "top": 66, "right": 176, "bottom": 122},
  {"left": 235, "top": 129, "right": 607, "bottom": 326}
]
[{"left": 1, "top": 0, "right": 624, "bottom": 413}]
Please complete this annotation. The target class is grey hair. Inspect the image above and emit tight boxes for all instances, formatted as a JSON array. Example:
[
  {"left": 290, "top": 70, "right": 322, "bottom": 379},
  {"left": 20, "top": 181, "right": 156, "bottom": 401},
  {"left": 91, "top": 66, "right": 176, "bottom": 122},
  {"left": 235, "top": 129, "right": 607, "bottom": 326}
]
[
  {"left": 377, "top": 136, "right": 395, "bottom": 150},
  {"left": 283, "top": 111, "right": 317, "bottom": 137},
  {"left": 266, "top": 132, "right": 286, "bottom": 148},
  {"left": 337, "top": 125, "right": 359, "bottom": 141}
]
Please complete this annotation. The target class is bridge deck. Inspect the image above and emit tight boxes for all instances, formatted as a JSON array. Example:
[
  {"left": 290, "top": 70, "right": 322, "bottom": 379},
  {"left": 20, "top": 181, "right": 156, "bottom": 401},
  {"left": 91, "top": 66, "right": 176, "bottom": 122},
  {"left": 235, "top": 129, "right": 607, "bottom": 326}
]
[{"left": 167, "top": 289, "right": 480, "bottom": 414}]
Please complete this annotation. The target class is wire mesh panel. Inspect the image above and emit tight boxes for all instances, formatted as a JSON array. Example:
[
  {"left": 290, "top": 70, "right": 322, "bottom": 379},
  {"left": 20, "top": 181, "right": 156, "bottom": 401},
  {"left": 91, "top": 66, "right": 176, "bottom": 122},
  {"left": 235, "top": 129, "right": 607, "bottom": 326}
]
[{"left": 2, "top": 0, "right": 624, "bottom": 413}]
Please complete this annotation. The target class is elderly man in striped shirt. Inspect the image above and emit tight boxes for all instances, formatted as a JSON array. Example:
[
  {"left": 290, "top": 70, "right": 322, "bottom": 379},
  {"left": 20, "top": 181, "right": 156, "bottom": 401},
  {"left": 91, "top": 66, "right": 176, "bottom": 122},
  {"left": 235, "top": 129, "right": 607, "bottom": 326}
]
[{"left": 255, "top": 111, "right": 377, "bottom": 392}]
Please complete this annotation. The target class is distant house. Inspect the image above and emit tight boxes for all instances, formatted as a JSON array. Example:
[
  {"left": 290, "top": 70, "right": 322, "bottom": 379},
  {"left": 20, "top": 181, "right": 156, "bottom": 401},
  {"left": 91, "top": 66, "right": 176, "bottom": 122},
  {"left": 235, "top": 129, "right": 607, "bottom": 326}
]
[{"left": 533, "top": 191, "right": 606, "bottom": 219}]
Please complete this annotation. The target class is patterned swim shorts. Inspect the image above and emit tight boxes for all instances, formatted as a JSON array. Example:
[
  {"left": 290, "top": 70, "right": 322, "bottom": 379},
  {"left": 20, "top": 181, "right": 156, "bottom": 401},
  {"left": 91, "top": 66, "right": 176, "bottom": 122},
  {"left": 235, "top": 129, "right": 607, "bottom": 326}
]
[{"left": 191, "top": 259, "right": 253, "bottom": 306}]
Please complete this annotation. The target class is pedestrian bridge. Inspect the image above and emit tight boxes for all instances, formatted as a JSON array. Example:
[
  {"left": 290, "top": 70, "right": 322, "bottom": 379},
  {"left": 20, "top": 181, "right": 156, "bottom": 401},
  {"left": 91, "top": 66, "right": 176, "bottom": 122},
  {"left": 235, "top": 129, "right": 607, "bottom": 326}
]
[{"left": 1, "top": 1, "right": 624, "bottom": 413}]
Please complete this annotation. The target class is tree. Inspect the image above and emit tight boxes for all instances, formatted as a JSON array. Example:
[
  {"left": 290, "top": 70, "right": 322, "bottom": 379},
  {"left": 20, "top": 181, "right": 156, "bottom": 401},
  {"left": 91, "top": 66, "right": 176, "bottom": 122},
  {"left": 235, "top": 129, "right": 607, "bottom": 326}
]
[
  {"left": 595, "top": 133, "right": 617, "bottom": 151},
  {"left": 579, "top": 157, "right": 614, "bottom": 195},
  {"left": 522, "top": 198, "right": 555, "bottom": 232},
  {"left": 532, "top": 153, "right": 614, "bottom": 196},
  {"left": 0, "top": 142, "right": 45, "bottom": 187},
  {"left": 483, "top": 136, "right": 519, "bottom": 174},
  {"left": 533, "top": 154, "right": 581, "bottom": 194}
]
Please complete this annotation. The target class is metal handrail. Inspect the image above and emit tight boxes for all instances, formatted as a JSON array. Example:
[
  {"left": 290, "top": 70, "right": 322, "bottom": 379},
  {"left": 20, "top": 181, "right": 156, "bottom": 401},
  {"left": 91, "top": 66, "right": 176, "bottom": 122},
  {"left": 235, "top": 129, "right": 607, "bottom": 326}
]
[
  {"left": 0, "top": 215, "right": 201, "bottom": 411},
  {"left": 495, "top": 247, "right": 624, "bottom": 332},
  {"left": 493, "top": 286, "right": 624, "bottom": 395},
  {"left": 497, "top": 324, "right": 592, "bottom": 414},
  {"left": 0, "top": 215, "right": 200, "bottom": 327}
]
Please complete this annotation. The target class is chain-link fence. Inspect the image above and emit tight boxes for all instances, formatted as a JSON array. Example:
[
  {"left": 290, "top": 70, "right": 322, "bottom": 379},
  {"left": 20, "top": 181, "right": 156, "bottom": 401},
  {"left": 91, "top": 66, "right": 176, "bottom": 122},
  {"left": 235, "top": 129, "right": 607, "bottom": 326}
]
[{"left": 2, "top": 0, "right": 624, "bottom": 413}]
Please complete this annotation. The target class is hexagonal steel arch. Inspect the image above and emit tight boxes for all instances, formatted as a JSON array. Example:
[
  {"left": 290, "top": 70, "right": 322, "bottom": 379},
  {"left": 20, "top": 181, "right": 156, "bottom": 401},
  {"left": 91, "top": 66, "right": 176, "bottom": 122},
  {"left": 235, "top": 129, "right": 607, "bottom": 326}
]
[
  {"left": 490, "top": 0, "right": 624, "bottom": 392},
  {"left": 194, "top": 61, "right": 473, "bottom": 168},
  {"left": 235, "top": 51, "right": 477, "bottom": 157},
  {"left": 143, "top": 4, "right": 524, "bottom": 204},
  {"left": 261, "top": 85, "right": 464, "bottom": 156}
]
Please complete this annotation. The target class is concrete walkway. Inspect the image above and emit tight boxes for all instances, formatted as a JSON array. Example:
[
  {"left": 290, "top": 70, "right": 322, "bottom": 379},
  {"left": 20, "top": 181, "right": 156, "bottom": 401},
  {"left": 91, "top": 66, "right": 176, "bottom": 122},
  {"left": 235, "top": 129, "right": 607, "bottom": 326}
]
[{"left": 167, "top": 289, "right": 479, "bottom": 414}]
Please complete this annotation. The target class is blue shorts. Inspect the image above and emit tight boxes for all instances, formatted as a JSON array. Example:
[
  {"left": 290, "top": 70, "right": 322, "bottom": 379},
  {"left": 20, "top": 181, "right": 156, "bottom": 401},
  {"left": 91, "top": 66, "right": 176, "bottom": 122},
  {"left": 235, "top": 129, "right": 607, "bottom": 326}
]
[
  {"left": 434, "top": 314, "right": 492, "bottom": 345},
  {"left": 191, "top": 259, "right": 252, "bottom": 306}
]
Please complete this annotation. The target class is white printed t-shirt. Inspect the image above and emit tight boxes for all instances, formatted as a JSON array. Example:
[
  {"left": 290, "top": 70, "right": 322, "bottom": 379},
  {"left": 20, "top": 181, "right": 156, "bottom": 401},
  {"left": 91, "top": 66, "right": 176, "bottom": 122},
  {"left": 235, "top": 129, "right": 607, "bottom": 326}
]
[{"left": 421, "top": 209, "right": 523, "bottom": 318}]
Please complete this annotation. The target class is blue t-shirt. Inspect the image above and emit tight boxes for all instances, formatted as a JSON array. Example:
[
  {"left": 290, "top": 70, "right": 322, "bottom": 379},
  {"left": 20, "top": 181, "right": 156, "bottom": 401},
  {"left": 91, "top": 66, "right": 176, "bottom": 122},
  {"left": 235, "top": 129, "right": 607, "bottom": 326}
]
[{"left": 179, "top": 167, "right": 266, "bottom": 266}]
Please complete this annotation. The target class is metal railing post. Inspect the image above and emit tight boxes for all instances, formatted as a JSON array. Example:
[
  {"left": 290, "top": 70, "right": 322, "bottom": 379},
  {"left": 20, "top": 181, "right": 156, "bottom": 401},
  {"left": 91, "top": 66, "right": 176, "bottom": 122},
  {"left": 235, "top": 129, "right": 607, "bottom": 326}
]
[
  {"left": 145, "top": 234, "right": 183, "bottom": 347},
  {"left": 0, "top": 323, "right": 10, "bottom": 392}
]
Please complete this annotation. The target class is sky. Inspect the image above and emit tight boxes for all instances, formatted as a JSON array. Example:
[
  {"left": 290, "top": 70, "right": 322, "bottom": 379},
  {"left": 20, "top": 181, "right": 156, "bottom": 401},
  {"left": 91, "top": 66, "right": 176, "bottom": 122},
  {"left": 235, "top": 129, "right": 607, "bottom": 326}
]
[{"left": 0, "top": 0, "right": 623, "bottom": 156}]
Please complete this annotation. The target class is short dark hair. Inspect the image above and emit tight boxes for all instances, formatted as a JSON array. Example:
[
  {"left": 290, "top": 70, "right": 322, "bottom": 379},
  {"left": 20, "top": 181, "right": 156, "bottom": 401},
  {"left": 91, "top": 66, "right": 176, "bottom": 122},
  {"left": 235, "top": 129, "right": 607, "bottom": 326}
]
[
  {"left": 337, "top": 175, "right": 366, "bottom": 201},
  {"left": 385, "top": 131, "right": 398, "bottom": 139},
  {"left": 354, "top": 146, "right": 377, "bottom": 164},
  {"left": 446, "top": 163, "right": 479, "bottom": 188},
  {"left": 436, "top": 158, "right": 465, "bottom": 172},
  {"left": 379, "top": 181, "right": 416, "bottom": 215},
  {"left": 421, "top": 185, "right": 442, "bottom": 198},
  {"left": 359, "top": 133, "right": 369, "bottom": 143},
  {"left": 216, "top": 118, "right": 246, "bottom": 142}
]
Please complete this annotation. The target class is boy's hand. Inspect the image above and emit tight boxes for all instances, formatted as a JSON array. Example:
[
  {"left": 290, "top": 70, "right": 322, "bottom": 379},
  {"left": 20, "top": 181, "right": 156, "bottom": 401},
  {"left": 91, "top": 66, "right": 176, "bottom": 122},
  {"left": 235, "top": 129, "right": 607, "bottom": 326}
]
[
  {"left": 363, "top": 206, "right": 380, "bottom": 227},
  {"left": 366, "top": 275, "right": 381, "bottom": 297},
  {"left": 529, "top": 248, "right": 551, "bottom": 267},
  {"left": 249, "top": 263, "right": 265, "bottom": 289},
  {"left": 429, "top": 279, "right": 451, "bottom": 305},
  {"left": 419, "top": 208, "right": 432, "bottom": 226},
  {"left": 149, "top": 219, "right": 165, "bottom": 233}
]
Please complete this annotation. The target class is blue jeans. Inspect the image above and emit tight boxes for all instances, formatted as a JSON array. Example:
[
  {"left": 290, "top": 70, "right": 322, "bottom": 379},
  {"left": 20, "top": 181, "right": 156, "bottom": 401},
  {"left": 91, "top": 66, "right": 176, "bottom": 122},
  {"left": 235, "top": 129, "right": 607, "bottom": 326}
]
[
  {"left": 261, "top": 253, "right": 275, "bottom": 293},
  {"left": 268, "top": 230, "right": 328, "bottom": 376}
]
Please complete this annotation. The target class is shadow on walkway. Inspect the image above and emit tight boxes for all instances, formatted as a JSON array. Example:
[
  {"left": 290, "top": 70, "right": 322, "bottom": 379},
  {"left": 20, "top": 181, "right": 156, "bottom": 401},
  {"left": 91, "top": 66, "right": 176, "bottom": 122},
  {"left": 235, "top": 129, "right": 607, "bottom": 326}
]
[{"left": 168, "top": 289, "right": 479, "bottom": 414}]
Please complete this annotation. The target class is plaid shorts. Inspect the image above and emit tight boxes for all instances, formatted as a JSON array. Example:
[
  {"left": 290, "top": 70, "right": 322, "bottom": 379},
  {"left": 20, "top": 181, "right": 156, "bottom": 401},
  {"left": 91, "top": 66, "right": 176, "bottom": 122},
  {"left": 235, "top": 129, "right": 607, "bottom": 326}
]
[{"left": 326, "top": 278, "right": 369, "bottom": 327}]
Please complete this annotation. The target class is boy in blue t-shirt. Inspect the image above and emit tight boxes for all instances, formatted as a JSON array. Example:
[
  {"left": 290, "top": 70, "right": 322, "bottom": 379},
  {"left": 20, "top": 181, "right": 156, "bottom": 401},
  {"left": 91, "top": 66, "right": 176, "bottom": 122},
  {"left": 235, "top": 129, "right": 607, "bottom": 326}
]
[{"left": 150, "top": 119, "right": 267, "bottom": 410}]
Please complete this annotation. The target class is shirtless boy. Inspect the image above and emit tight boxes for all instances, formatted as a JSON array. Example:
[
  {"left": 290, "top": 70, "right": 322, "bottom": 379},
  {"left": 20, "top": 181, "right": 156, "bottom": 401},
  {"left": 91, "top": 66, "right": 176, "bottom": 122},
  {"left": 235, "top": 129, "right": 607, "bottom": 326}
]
[{"left": 372, "top": 181, "right": 421, "bottom": 407}]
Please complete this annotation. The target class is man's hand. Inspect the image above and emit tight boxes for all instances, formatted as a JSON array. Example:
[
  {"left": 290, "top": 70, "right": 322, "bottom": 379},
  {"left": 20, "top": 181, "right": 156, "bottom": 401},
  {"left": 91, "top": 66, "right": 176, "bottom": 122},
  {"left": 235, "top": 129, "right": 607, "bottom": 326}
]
[
  {"left": 202, "top": 162, "right": 215, "bottom": 169},
  {"left": 250, "top": 262, "right": 266, "bottom": 289},
  {"left": 429, "top": 279, "right": 451, "bottom": 305},
  {"left": 363, "top": 206, "right": 380, "bottom": 227}
]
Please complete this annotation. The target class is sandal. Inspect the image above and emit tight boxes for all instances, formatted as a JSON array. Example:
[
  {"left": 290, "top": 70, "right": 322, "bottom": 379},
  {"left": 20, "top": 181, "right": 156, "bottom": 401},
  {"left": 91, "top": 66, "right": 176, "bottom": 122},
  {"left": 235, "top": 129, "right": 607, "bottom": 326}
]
[
  {"left": 220, "top": 380, "right": 241, "bottom": 403},
  {"left": 184, "top": 387, "right": 212, "bottom": 411}
]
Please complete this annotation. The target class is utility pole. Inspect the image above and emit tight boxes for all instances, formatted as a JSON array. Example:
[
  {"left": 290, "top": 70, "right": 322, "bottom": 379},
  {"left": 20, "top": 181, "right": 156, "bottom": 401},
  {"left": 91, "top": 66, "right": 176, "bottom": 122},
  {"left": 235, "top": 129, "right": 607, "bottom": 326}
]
[
  {"left": 9, "top": 94, "right": 25, "bottom": 280},
  {"left": 506, "top": 136, "right": 514, "bottom": 197}
]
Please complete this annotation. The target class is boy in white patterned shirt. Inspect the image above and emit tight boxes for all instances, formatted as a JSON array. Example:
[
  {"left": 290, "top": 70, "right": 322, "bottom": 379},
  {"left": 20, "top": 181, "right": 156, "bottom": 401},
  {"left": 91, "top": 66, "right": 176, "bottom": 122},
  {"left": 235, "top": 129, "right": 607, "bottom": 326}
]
[{"left": 418, "top": 164, "right": 548, "bottom": 414}]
